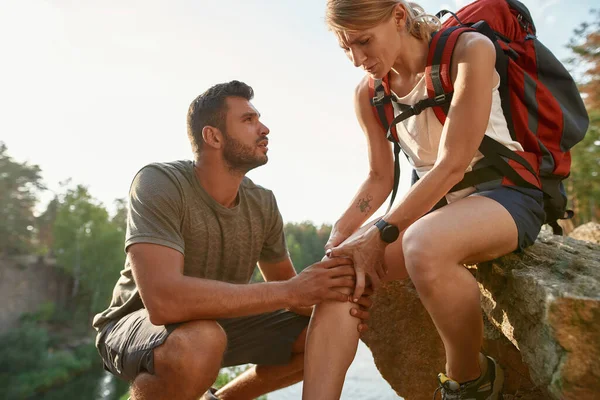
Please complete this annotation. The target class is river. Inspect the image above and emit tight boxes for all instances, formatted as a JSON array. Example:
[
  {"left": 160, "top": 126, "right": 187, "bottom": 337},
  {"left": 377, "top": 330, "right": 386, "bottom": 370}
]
[{"left": 33, "top": 341, "right": 400, "bottom": 399}]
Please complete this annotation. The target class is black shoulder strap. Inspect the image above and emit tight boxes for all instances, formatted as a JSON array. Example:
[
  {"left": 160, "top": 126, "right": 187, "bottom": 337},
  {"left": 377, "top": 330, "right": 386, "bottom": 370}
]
[{"left": 387, "top": 141, "right": 402, "bottom": 214}]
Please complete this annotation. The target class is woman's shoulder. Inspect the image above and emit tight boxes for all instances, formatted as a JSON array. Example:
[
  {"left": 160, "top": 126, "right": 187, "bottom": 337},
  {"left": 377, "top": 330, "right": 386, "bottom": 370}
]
[
  {"left": 452, "top": 31, "right": 496, "bottom": 64},
  {"left": 448, "top": 31, "right": 496, "bottom": 82},
  {"left": 354, "top": 75, "right": 370, "bottom": 98}
]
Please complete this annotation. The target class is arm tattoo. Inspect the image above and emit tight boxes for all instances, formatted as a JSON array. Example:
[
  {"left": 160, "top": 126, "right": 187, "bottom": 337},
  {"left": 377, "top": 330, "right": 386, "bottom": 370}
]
[{"left": 357, "top": 195, "right": 373, "bottom": 214}]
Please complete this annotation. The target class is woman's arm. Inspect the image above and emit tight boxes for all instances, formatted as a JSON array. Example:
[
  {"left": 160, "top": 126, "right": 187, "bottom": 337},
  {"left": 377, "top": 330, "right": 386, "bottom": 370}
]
[
  {"left": 328, "top": 32, "right": 498, "bottom": 300},
  {"left": 326, "top": 76, "right": 395, "bottom": 249},
  {"left": 383, "top": 32, "right": 497, "bottom": 231}
]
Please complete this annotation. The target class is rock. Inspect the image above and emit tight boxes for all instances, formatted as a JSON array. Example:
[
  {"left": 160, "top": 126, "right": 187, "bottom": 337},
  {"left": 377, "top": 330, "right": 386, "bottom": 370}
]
[
  {"left": 361, "top": 279, "right": 445, "bottom": 399},
  {"left": 361, "top": 230, "right": 600, "bottom": 400},
  {"left": 569, "top": 222, "right": 600, "bottom": 244}
]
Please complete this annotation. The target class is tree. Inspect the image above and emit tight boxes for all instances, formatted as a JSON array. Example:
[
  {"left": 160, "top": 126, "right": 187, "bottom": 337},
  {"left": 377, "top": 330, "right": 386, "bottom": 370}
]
[
  {"left": 284, "top": 222, "right": 332, "bottom": 271},
  {"left": 52, "top": 185, "right": 126, "bottom": 323},
  {"left": 568, "top": 9, "right": 600, "bottom": 109},
  {"left": 567, "top": 10, "right": 600, "bottom": 224},
  {"left": 0, "top": 143, "right": 45, "bottom": 254}
]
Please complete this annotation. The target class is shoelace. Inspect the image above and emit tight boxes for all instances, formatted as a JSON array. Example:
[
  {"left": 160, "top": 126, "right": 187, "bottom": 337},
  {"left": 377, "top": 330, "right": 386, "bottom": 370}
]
[{"left": 432, "top": 384, "right": 463, "bottom": 400}]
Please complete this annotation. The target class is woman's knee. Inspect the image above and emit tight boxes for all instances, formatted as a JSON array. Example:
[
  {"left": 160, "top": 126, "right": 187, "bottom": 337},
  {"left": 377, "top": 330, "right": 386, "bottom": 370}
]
[
  {"left": 154, "top": 320, "right": 226, "bottom": 386},
  {"left": 402, "top": 224, "right": 444, "bottom": 289},
  {"left": 311, "top": 296, "right": 357, "bottom": 331}
]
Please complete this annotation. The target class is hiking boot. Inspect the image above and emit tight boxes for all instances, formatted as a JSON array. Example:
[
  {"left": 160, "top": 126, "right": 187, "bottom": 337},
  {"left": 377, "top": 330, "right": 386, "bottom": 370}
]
[
  {"left": 433, "top": 353, "right": 504, "bottom": 400},
  {"left": 202, "top": 387, "right": 220, "bottom": 399}
]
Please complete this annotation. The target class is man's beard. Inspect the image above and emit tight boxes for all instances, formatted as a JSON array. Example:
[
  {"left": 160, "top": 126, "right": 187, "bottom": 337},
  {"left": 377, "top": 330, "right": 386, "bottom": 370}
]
[{"left": 222, "top": 132, "right": 268, "bottom": 174}]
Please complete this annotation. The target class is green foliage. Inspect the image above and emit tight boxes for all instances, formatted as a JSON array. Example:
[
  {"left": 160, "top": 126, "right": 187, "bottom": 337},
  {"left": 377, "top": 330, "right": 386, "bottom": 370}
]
[
  {"left": 52, "top": 184, "right": 127, "bottom": 323},
  {"left": 252, "top": 221, "right": 332, "bottom": 282},
  {"left": 285, "top": 222, "right": 331, "bottom": 272},
  {"left": 19, "top": 301, "right": 57, "bottom": 324},
  {"left": 0, "top": 321, "right": 96, "bottom": 399},
  {"left": 0, "top": 142, "right": 45, "bottom": 254},
  {"left": 569, "top": 111, "right": 600, "bottom": 224},
  {"left": 567, "top": 10, "right": 600, "bottom": 224}
]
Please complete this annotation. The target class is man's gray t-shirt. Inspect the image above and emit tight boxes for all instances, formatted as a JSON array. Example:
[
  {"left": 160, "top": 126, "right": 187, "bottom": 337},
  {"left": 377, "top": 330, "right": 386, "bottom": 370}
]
[{"left": 92, "top": 160, "right": 288, "bottom": 331}]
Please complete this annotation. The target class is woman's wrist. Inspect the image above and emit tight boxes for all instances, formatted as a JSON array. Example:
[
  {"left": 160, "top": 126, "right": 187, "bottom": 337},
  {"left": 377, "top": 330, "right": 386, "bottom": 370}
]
[{"left": 333, "top": 219, "right": 357, "bottom": 239}]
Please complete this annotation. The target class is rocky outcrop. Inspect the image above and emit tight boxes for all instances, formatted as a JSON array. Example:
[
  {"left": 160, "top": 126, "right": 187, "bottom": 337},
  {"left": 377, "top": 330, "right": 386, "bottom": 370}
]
[
  {"left": 361, "top": 226, "right": 600, "bottom": 400},
  {"left": 0, "top": 255, "right": 70, "bottom": 334},
  {"left": 569, "top": 221, "right": 600, "bottom": 244}
]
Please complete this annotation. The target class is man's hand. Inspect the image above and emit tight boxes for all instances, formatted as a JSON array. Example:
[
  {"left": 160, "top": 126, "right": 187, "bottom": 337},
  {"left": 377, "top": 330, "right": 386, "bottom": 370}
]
[
  {"left": 285, "top": 257, "right": 355, "bottom": 308},
  {"left": 350, "top": 286, "right": 373, "bottom": 334}
]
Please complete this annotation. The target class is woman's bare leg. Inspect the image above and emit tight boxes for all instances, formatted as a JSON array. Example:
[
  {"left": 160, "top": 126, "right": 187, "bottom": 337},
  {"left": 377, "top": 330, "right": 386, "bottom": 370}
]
[
  {"left": 302, "top": 285, "right": 358, "bottom": 400},
  {"left": 302, "top": 224, "right": 409, "bottom": 400},
  {"left": 402, "top": 196, "right": 518, "bottom": 382}
]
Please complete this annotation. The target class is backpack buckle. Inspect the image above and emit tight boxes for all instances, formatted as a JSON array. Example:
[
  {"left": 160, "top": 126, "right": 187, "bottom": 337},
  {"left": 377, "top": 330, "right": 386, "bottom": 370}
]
[
  {"left": 371, "top": 93, "right": 392, "bottom": 106},
  {"left": 434, "top": 93, "right": 450, "bottom": 104},
  {"left": 411, "top": 102, "right": 424, "bottom": 115}
]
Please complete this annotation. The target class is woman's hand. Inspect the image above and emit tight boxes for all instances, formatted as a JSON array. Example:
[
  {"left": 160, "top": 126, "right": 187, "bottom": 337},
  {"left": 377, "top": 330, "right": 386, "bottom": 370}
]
[
  {"left": 324, "top": 228, "right": 351, "bottom": 252},
  {"left": 327, "top": 225, "right": 387, "bottom": 302}
]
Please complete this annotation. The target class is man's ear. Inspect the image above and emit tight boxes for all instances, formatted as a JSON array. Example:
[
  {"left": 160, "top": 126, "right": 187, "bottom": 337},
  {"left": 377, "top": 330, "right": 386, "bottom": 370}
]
[{"left": 202, "top": 126, "right": 224, "bottom": 149}]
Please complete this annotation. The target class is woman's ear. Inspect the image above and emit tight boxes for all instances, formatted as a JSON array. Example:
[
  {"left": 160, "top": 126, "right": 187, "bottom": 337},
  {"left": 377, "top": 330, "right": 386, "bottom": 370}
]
[
  {"left": 202, "top": 126, "right": 224, "bottom": 149},
  {"left": 393, "top": 3, "right": 408, "bottom": 29}
]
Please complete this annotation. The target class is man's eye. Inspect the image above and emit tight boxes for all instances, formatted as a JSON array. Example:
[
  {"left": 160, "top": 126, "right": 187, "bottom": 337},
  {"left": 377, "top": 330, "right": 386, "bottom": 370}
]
[{"left": 359, "top": 38, "right": 370, "bottom": 45}]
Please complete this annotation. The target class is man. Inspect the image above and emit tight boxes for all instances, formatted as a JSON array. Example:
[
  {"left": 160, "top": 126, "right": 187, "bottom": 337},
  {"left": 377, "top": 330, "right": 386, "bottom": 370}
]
[{"left": 92, "top": 80, "right": 371, "bottom": 400}]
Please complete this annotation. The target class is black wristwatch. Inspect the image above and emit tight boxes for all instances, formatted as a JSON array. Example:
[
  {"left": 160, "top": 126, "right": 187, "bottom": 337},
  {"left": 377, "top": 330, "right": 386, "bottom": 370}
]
[{"left": 375, "top": 219, "right": 400, "bottom": 244}]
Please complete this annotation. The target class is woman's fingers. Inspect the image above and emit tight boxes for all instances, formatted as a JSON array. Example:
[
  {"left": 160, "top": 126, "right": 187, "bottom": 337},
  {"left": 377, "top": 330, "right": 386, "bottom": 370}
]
[
  {"left": 352, "top": 268, "right": 366, "bottom": 302},
  {"left": 375, "top": 261, "right": 387, "bottom": 281},
  {"left": 326, "top": 243, "right": 351, "bottom": 259}
]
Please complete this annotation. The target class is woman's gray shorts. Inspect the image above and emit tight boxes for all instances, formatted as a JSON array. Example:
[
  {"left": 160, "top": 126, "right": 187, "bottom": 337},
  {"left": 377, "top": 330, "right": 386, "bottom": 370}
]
[{"left": 96, "top": 308, "right": 310, "bottom": 382}]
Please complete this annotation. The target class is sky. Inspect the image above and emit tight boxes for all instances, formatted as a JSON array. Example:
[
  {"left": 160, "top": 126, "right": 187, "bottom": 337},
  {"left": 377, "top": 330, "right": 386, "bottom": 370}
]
[{"left": 0, "top": 0, "right": 595, "bottom": 225}]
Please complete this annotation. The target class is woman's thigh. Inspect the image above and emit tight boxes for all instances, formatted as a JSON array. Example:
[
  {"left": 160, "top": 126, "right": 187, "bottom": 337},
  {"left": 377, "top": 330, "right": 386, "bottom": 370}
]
[
  {"left": 403, "top": 195, "right": 519, "bottom": 266},
  {"left": 383, "top": 230, "right": 409, "bottom": 282}
]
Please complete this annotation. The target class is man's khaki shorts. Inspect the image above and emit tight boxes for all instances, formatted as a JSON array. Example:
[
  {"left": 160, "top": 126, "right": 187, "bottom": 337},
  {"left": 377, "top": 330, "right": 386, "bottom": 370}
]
[{"left": 95, "top": 308, "right": 310, "bottom": 381}]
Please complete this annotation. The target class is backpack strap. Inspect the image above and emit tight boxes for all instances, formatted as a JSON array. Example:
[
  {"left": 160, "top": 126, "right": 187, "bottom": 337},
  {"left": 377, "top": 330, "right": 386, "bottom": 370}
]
[
  {"left": 425, "top": 26, "right": 475, "bottom": 125},
  {"left": 427, "top": 24, "right": 542, "bottom": 189},
  {"left": 369, "top": 74, "right": 399, "bottom": 142},
  {"left": 368, "top": 75, "right": 403, "bottom": 212}
]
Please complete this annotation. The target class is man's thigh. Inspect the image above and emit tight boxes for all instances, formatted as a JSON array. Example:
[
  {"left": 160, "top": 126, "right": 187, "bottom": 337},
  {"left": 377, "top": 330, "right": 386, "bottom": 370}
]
[
  {"left": 96, "top": 308, "right": 310, "bottom": 381},
  {"left": 217, "top": 309, "right": 310, "bottom": 367}
]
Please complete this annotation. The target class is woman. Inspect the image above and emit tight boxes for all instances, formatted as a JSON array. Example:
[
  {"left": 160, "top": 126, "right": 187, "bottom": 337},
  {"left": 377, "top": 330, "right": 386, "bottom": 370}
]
[{"left": 302, "top": 1, "right": 545, "bottom": 399}]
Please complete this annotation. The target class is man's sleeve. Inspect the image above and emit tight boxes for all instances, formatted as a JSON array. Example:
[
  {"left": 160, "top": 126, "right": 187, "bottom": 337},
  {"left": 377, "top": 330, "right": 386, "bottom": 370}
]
[
  {"left": 125, "top": 165, "right": 185, "bottom": 254},
  {"left": 259, "top": 192, "right": 289, "bottom": 263}
]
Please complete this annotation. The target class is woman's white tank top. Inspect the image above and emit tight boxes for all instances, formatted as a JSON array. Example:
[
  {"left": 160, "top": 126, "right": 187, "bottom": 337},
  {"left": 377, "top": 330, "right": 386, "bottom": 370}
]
[{"left": 391, "top": 71, "right": 523, "bottom": 202}]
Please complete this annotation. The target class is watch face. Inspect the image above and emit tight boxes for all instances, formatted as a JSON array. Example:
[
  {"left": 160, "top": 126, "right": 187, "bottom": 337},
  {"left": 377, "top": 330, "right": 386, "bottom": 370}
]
[{"left": 382, "top": 224, "right": 400, "bottom": 243}]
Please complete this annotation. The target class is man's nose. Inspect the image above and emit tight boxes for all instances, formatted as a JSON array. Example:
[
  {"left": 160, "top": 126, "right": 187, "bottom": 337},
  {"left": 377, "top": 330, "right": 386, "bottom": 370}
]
[{"left": 260, "top": 122, "right": 270, "bottom": 136}]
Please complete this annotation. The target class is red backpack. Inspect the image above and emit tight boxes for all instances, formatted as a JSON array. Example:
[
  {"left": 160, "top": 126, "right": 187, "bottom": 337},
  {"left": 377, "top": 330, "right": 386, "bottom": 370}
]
[{"left": 369, "top": 0, "right": 589, "bottom": 234}]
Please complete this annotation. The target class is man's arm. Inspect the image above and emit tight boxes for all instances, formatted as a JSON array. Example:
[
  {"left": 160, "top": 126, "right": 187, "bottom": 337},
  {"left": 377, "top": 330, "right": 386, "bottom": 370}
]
[
  {"left": 130, "top": 243, "right": 356, "bottom": 326},
  {"left": 257, "top": 256, "right": 297, "bottom": 282},
  {"left": 258, "top": 256, "right": 314, "bottom": 317}
]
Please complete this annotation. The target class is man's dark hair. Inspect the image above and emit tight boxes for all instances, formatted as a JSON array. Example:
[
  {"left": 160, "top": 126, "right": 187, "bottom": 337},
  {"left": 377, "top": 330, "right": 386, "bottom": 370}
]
[{"left": 187, "top": 80, "right": 254, "bottom": 156}]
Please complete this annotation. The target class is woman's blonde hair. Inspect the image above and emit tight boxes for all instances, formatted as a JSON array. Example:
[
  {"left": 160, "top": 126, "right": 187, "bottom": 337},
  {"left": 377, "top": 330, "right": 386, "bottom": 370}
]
[{"left": 326, "top": 0, "right": 441, "bottom": 42}]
